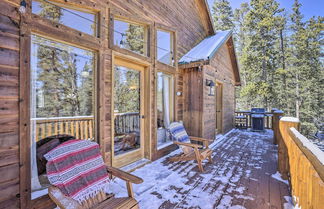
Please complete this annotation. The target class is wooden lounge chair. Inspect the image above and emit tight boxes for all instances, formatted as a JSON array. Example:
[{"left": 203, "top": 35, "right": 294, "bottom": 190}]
[
  {"left": 48, "top": 165, "right": 143, "bottom": 209},
  {"left": 168, "top": 122, "right": 213, "bottom": 172}
]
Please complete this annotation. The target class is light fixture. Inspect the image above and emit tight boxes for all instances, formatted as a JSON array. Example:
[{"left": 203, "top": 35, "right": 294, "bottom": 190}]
[
  {"left": 81, "top": 71, "right": 89, "bottom": 78},
  {"left": 206, "top": 79, "right": 215, "bottom": 96},
  {"left": 19, "top": 0, "right": 27, "bottom": 14}
]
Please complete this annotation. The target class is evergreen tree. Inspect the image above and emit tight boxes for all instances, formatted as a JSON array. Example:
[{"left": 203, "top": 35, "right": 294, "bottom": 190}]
[
  {"left": 239, "top": 0, "right": 284, "bottom": 109},
  {"left": 125, "top": 25, "right": 145, "bottom": 55},
  {"left": 212, "top": 0, "right": 234, "bottom": 31}
]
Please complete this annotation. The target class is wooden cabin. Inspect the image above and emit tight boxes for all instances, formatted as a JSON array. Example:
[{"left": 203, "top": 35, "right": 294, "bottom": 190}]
[
  {"left": 0, "top": 0, "right": 239, "bottom": 208},
  {"left": 179, "top": 30, "right": 240, "bottom": 139}
]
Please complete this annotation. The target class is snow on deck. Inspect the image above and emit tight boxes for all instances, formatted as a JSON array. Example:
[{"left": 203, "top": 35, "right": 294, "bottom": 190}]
[{"left": 108, "top": 129, "right": 291, "bottom": 209}]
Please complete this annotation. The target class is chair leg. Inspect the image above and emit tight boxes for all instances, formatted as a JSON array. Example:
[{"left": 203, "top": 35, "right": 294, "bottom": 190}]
[
  {"left": 208, "top": 155, "right": 212, "bottom": 163},
  {"left": 126, "top": 181, "right": 134, "bottom": 198},
  {"left": 197, "top": 159, "right": 204, "bottom": 172}
]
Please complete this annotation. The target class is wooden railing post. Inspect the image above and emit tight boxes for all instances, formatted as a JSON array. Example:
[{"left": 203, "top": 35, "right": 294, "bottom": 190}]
[
  {"left": 272, "top": 109, "right": 284, "bottom": 145},
  {"left": 278, "top": 117, "right": 300, "bottom": 180}
]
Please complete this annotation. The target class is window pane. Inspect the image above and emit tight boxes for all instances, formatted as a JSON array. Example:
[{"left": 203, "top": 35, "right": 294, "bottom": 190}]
[
  {"left": 157, "top": 72, "right": 174, "bottom": 148},
  {"left": 157, "top": 30, "right": 173, "bottom": 65},
  {"left": 30, "top": 35, "right": 95, "bottom": 195},
  {"left": 114, "top": 19, "right": 147, "bottom": 56},
  {"left": 114, "top": 66, "right": 141, "bottom": 155},
  {"left": 32, "top": 0, "right": 96, "bottom": 36}
]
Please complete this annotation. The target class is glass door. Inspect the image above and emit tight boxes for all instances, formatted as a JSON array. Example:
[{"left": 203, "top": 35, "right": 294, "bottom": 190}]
[{"left": 113, "top": 58, "right": 145, "bottom": 167}]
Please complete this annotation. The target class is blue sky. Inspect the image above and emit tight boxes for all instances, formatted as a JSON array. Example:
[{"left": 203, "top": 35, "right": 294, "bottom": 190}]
[{"left": 207, "top": 0, "right": 324, "bottom": 20}]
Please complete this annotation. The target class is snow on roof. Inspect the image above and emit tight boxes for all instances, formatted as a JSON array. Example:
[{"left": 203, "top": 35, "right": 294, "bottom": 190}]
[{"left": 179, "top": 30, "right": 233, "bottom": 64}]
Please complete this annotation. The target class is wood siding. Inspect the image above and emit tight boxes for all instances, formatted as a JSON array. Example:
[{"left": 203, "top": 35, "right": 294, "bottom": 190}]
[
  {"left": 0, "top": 0, "right": 213, "bottom": 207},
  {"left": 181, "top": 43, "right": 236, "bottom": 140}
]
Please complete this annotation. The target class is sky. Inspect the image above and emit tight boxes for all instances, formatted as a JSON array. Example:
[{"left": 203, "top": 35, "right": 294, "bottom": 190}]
[{"left": 207, "top": 0, "right": 324, "bottom": 20}]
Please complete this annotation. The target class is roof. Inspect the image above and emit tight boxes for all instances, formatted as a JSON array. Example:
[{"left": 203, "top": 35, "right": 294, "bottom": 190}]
[
  {"left": 179, "top": 30, "right": 233, "bottom": 64},
  {"left": 178, "top": 30, "right": 241, "bottom": 86}
]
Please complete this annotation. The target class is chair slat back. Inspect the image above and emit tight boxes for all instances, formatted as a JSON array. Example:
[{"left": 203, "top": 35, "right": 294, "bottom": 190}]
[{"left": 169, "top": 122, "right": 193, "bottom": 154}]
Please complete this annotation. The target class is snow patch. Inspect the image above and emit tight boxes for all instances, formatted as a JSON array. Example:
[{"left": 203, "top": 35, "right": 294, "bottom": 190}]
[
  {"left": 290, "top": 128, "right": 324, "bottom": 165},
  {"left": 284, "top": 196, "right": 301, "bottom": 209},
  {"left": 280, "top": 117, "right": 300, "bottom": 123},
  {"left": 31, "top": 188, "right": 48, "bottom": 200},
  {"left": 271, "top": 171, "right": 289, "bottom": 185},
  {"left": 228, "top": 205, "right": 246, "bottom": 209}
]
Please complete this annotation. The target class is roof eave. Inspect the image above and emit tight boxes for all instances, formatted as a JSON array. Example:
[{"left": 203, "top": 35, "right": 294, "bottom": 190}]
[{"left": 207, "top": 30, "right": 233, "bottom": 62}]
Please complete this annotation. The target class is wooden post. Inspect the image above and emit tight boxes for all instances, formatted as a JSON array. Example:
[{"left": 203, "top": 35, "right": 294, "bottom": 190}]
[
  {"left": 272, "top": 109, "right": 284, "bottom": 145},
  {"left": 278, "top": 117, "right": 300, "bottom": 180}
]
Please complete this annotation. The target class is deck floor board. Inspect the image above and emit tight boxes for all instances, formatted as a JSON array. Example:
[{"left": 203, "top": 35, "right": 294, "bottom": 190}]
[{"left": 112, "top": 129, "right": 291, "bottom": 209}]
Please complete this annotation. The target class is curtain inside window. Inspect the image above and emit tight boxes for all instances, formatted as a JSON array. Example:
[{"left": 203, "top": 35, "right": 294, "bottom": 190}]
[{"left": 162, "top": 75, "right": 170, "bottom": 128}]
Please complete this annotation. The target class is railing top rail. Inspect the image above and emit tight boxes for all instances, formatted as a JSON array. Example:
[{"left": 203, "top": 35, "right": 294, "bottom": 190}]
[
  {"left": 114, "top": 112, "right": 140, "bottom": 116},
  {"left": 235, "top": 111, "right": 273, "bottom": 114},
  {"left": 289, "top": 127, "right": 324, "bottom": 181},
  {"left": 32, "top": 115, "right": 94, "bottom": 122}
]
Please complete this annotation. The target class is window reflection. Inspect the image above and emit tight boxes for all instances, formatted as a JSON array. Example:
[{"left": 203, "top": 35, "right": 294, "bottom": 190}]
[
  {"left": 114, "top": 19, "right": 147, "bottom": 56},
  {"left": 114, "top": 66, "right": 141, "bottom": 155},
  {"left": 157, "top": 30, "right": 173, "bottom": 65},
  {"left": 157, "top": 72, "right": 174, "bottom": 148},
  {"left": 32, "top": 0, "right": 97, "bottom": 36},
  {"left": 30, "top": 35, "right": 95, "bottom": 197}
]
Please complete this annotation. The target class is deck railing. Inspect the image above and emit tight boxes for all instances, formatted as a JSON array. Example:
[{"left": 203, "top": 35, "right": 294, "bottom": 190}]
[
  {"left": 33, "top": 112, "right": 141, "bottom": 141},
  {"left": 275, "top": 116, "right": 324, "bottom": 208},
  {"left": 32, "top": 116, "right": 94, "bottom": 142},
  {"left": 235, "top": 111, "right": 273, "bottom": 129},
  {"left": 114, "top": 112, "right": 140, "bottom": 135}
]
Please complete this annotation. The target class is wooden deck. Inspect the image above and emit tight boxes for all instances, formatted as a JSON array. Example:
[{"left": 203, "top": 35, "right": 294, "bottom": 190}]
[{"left": 112, "top": 129, "right": 291, "bottom": 209}]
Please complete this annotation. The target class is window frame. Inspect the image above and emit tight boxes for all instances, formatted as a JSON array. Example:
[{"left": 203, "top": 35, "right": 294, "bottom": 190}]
[
  {"left": 19, "top": 1, "right": 105, "bottom": 207},
  {"left": 155, "top": 23, "right": 176, "bottom": 67},
  {"left": 156, "top": 29, "right": 174, "bottom": 66},
  {"left": 110, "top": 14, "right": 151, "bottom": 59},
  {"left": 29, "top": 32, "right": 99, "bottom": 199},
  {"left": 31, "top": 0, "right": 99, "bottom": 37}
]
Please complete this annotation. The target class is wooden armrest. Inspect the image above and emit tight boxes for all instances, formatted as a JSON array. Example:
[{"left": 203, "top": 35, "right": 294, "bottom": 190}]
[
  {"left": 173, "top": 141, "right": 202, "bottom": 149},
  {"left": 189, "top": 136, "right": 213, "bottom": 142},
  {"left": 106, "top": 166, "right": 143, "bottom": 184},
  {"left": 48, "top": 186, "right": 82, "bottom": 209}
]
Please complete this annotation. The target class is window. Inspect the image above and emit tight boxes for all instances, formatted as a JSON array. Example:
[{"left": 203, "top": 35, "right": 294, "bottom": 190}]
[
  {"left": 30, "top": 35, "right": 96, "bottom": 198},
  {"left": 114, "top": 19, "right": 148, "bottom": 56},
  {"left": 157, "top": 30, "right": 173, "bottom": 65},
  {"left": 113, "top": 65, "right": 141, "bottom": 156},
  {"left": 156, "top": 72, "right": 174, "bottom": 148},
  {"left": 32, "top": 0, "right": 97, "bottom": 36}
]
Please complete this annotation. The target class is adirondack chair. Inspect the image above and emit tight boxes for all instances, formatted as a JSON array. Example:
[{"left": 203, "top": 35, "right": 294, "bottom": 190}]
[
  {"left": 45, "top": 140, "right": 143, "bottom": 209},
  {"left": 48, "top": 166, "right": 143, "bottom": 209},
  {"left": 168, "top": 122, "right": 213, "bottom": 172}
]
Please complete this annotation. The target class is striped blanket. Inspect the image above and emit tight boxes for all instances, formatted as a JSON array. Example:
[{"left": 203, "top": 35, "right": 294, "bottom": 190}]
[{"left": 44, "top": 139, "right": 110, "bottom": 203}]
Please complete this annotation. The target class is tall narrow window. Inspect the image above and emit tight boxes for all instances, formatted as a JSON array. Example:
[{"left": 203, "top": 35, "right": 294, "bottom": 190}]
[
  {"left": 114, "top": 19, "right": 148, "bottom": 56},
  {"left": 32, "top": 0, "right": 97, "bottom": 36},
  {"left": 157, "top": 72, "right": 174, "bottom": 148},
  {"left": 30, "top": 35, "right": 96, "bottom": 198},
  {"left": 157, "top": 30, "right": 173, "bottom": 65}
]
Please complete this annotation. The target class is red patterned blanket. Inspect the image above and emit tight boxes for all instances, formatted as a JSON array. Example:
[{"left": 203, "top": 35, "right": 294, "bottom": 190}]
[{"left": 44, "top": 139, "right": 110, "bottom": 203}]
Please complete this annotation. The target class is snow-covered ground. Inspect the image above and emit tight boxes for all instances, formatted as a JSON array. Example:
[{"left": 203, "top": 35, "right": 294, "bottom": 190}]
[{"left": 107, "top": 129, "right": 293, "bottom": 209}]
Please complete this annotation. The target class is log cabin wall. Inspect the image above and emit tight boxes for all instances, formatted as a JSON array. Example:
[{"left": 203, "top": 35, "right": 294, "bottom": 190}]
[
  {"left": 180, "top": 42, "right": 236, "bottom": 140},
  {"left": 0, "top": 2, "right": 20, "bottom": 208},
  {"left": 182, "top": 67, "right": 204, "bottom": 137},
  {"left": 204, "top": 43, "right": 236, "bottom": 137},
  {"left": 0, "top": 0, "right": 213, "bottom": 207}
]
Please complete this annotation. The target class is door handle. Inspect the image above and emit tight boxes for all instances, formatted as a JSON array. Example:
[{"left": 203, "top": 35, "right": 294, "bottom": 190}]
[{"left": 140, "top": 115, "right": 145, "bottom": 119}]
